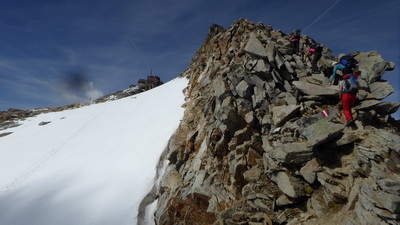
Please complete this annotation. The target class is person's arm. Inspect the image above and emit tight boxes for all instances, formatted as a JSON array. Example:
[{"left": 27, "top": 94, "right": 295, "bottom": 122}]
[{"left": 330, "top": 65, "right": 339, "bottom": 83}]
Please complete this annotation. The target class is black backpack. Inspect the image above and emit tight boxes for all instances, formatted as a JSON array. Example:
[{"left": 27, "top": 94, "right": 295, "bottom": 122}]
[{"left": 339, "top": 55, "right": 358, "bottom": 68}]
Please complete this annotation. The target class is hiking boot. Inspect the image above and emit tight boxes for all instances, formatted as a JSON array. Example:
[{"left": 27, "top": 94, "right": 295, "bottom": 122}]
[{"left": 346, "top": 119, "right": 355, "bottom": 127}]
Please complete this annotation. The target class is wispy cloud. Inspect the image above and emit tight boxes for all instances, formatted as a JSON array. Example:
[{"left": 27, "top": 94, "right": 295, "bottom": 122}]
[{"left": 303, "top": 0, "right": 341, "bottom": 33}]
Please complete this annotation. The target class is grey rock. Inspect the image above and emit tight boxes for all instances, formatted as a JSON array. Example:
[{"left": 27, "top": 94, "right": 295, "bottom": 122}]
[
  {"left": 273, "top": 171, "right": 305, "bottom": 199},
  {"left": 243, "top": 167, "right": 262, "bottom": 182},
  {"left": 360, "top": 179, "right": 400, "bottom": 214},
  {"left": 272, "top": 92, "right": 297, "bottom": 106},
  {"left": 369, "top": 81, "right": 394, "bottom": 100},
  {"left": 317, "top": 172, "right": 347, "bottom": 203},
  {"left": 253, "top": 198, "right": 271, "bottom": 211},
  {"left": 272, "top": 104, "right": 300, "bottom": 127},
  {"left": 332, "top": 132, "right": 359, "bottom": 147},
  {"left": 254, "top": 59, "right": 270, "bottom": 73},
  {"left": 245, "top": 32, "right": 268, "bottom": 58},
  {"left": 247, "top": 74, "right": 267, "bottom": 89},
  {"left": 377, "top": 178, "right": 400, "bottom": 195},
  {"left": 293, "top": 55, "right": 306, "bottom": 69},
  {"left": 297, "top": 114, "right": 323, "bottom": 128},
  {"left": 160, "top": 167, "right": 182, "bottom": 191},
  {"left": 265, "top": 42, "right": 276, "bottom": 64},
  {"left": 293, "top": 81, "right": 338, "bottom": 96},
  {"left": 299, "top": 119, "right": 345, "bottom": 146},
  {"left": 267, "top": 142, "right": 314, "bottom": 165},
  {"left": 276, "top": 194, "right": 298, "bottom": 206},
  {"left": 299, "top": 158, "right": 319, "bottom": 184},
  {"left": 236, "top": 98, "right": 254, "bottom": 117},
  {"left": 252, "top": 86, "right": 266, "bottom": 108},
  {"left": 355, "top": 51, "right": 395, "bottom": 83},
  {"left": 374, "top": 102, "right": 400, "bottom": 115},
  {"left": 236, "top": 80, "right": 253, "bottom": 100},
  {"left": 354, "top": 99, "right": 381, "bottom": 111},
  {"left": 275, "top": 51, "right": 285, "bottom": 69}
]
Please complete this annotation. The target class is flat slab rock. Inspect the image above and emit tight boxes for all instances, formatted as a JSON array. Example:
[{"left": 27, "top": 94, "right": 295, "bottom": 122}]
[
  {"left": 293, "top": 81, "right": 337, "bottom": 96},
  {"left": 299, "top": 119, "right": 345, "bottom": 146}
]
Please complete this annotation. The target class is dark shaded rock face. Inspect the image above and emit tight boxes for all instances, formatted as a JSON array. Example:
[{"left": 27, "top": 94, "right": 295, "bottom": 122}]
[{"left": 148, "top": 18, "right": 400, "bottom": 225}]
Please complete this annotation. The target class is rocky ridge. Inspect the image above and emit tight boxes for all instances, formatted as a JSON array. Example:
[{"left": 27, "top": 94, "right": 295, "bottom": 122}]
[{"left": 149, "top": 19, "right": 400, "bottom": 225}]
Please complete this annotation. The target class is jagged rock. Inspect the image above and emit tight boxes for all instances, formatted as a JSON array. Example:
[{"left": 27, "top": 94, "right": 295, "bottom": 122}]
[
  {"left": 236, "top": 80, "right": 253, "bottom": 100},
  {"left": 377, "top": 178, "right": 400, "bottom": 195},
  {"left": 299, "top": 119, "right": 345, "bottom": 146},
  {"left": 355, "top": 51, "right": 395, "bottom": 83},
  {"left": 254, "top": 59, "right": 270, "bottom": 73},
  {"left": 331, "top": 131, "right": 359, "bottom": 147},
  {"left": 359, "top": 128, "right": 400, "bottom": 157},
  {"left": 266, "top": 142, "right": 313, "bottom": 165},
  {"left": 276, "top": 194, "right": 298, "bottom": 206},
  {"left": 160, "top": 167, "right": 182, "bottom": 191},
  {"left": 273, "top": 92, "right": 297, "bottom": 106},
  {"left": 245, "top": 74, "right": 267, "bottom": 89},
  {"left": 317, "top": 172, "right": 348, "bottom": 203},
  {"left": 374, "top": 102, "right": 400, "bottom": 115},
  {"left": 369, "top": 81, "right": 394, "bottom": 100},
  {"left": 245, "top": 32, "right": 268, "bottom": 58},
  {"left": 354, "top": 99, "right": 381, "bottom": 111},
  {"left": 272, "top": 171, "right": 305, "bottom": 199},
  {"left": 307, "top": 73, "right": 330, "bottom": 86},
  {"left": 272, "top": 105, "right": 300, "bottom": 127},
  {"left": 253, "top": 198, "right": 271, "bottom": 211},
  {"left": 243, "top": 167, "right": 262, "bottom": 182},
  {"left": 0, "top": 132, "right": 13, "bottom": 137},
  {"left": 39, "top": 121, "right": 51, "bottom": 126},
  {"left": 248, "top": 212, "right": 273, "bottom": 225},
  {"left": 292, "top": 81, "right": 337, "bottom": 96},
  {"left": 299, "top": 158, "right": 320, "bottom": 184},
  {"left": 292, "top": 55, "right": 305, "bottom": 69},
  {"left": 150, "top": 18, "right": 399, "bottom": 225},
  {"left": 359, "top": 178, "right": 400, "bottom": 221},
  {"left": 265, "top": 42, "right": 276, "bottom": 63}
]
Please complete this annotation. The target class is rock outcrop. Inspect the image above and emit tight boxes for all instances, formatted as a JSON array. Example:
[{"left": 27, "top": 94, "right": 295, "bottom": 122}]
[{"left": 148, "top": 19, "right": 400, "bottom": 225}]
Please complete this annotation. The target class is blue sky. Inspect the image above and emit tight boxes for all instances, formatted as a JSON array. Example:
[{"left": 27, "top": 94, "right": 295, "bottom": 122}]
[{"left": 0, "top": 0, "right": 399, "bottom": 118}]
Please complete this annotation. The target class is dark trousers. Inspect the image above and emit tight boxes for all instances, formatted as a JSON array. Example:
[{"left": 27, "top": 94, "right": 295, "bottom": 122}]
[
  {"left": 291, "top": 41, "right": 299, "bottom": 53},
  {"left": 312, "top": 52, "right": 322, "bottom": 72}
]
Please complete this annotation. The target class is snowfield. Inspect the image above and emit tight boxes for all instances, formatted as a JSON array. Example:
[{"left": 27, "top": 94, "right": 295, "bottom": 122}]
[{"left": 0, "top": 78, "right": 188, "bottom": 225}]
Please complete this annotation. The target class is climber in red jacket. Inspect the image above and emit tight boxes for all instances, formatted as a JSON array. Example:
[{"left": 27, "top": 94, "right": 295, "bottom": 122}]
[{"left": 339, "top": 69, "right": 360, "bottom": 126}]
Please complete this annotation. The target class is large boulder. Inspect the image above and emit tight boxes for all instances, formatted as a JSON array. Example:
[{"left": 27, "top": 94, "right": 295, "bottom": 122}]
[
  {"left": 369, "top": 81, "right": 394, "bottom": 100},
  {"left": 245, "top": 32, "right": 268, "bottom": 58},
  {"left": 355, "top": 51, "right": 395, "bottom": 83},
  {"left": 293, "top": 81, "right": 338, "bottom": 96},
  {"left": 272, "top": 105, "right": 300, "bottom": 127},
  {"left": 272, "top": 171, "right": 305, "bottom": 199},
  {"left": 299, "top": 119, "right": 345, "bottom": 146},
  {"left": 266, "top": 142, "right": 314, "bottom": 165}
]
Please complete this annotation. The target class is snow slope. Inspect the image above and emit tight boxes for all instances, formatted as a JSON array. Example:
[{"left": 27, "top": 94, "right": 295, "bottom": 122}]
[{"left": 0, "top": 78, "right": 188, "bottom": 225}]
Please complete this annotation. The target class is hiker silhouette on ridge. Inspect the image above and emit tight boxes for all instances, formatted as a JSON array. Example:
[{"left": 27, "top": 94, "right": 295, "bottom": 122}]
[
  {"left": 289, "top": 29, "right": 301, "bottom": 54},
  {"left": 306, "top": 41, "right": 323, "bottom": 74}
]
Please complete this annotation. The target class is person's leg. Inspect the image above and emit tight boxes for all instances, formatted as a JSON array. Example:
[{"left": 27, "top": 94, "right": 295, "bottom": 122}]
[
  {"left": 312, "top": 53, "right": 322, "bottom": 72},
  {"left": 292, "top": 41, "right": 299, "bottom": 53},
  {"left": 342, "top": 94, "right": 354, "bottom": 121}
]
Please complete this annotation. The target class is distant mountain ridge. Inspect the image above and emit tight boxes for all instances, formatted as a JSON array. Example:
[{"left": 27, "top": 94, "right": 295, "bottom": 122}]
[{"left": 147, "top": 18, "right": 400, "bottom": 224}]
